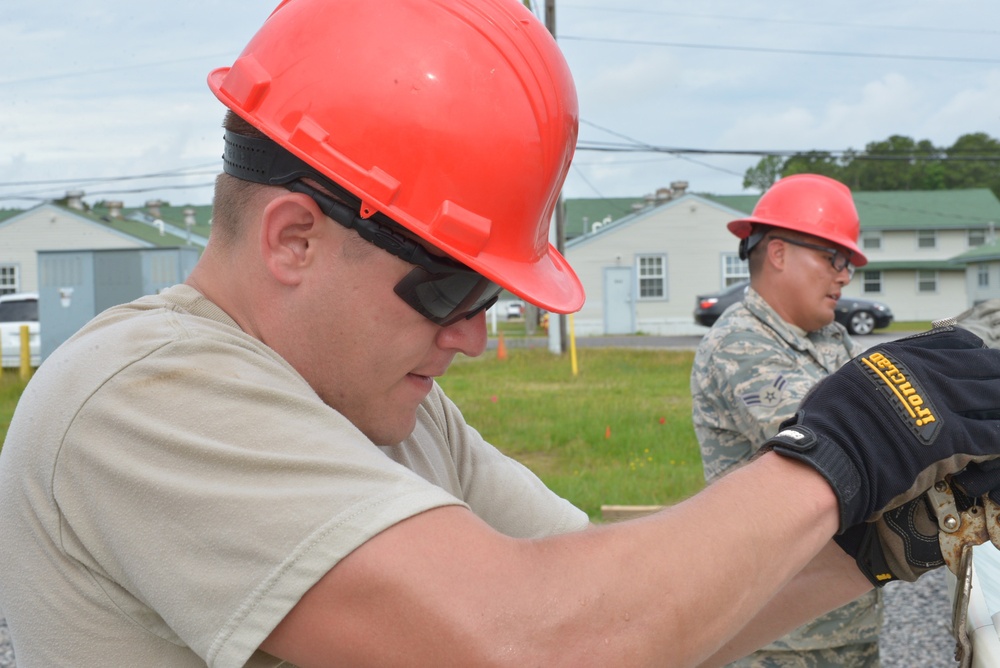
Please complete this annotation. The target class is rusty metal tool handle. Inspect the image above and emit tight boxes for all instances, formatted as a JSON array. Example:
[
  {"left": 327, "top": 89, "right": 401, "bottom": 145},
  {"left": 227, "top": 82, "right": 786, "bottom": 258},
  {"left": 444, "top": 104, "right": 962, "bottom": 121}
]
[{"left": 951, "top": 542, "right": 974, "bottom": 668}]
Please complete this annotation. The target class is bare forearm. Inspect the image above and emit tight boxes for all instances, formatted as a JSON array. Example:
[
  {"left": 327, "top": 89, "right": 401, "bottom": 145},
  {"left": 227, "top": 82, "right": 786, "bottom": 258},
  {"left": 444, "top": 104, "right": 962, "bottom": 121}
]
[
  {"left": 697, "top": 540, "right": 873, "bottom": 667},
  {"left": 264, "top": 453, "right": 845, "bottom": 667},
  {"left": 514, "top": 452, "right": 841, "bottom": 666}
]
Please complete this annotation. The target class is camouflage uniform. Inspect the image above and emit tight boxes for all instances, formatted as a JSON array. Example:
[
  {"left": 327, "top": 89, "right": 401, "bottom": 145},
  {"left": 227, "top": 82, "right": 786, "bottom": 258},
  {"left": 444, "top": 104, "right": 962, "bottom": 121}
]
[{"left": 691, "top": 286, "right": 882, "bottom": 668}]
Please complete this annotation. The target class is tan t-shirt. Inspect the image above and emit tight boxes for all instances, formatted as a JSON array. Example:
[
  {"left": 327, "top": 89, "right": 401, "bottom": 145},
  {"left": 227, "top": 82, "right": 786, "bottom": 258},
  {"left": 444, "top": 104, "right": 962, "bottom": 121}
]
[{"left": 0, "top": 285, "right": 588, "bottom": 667}]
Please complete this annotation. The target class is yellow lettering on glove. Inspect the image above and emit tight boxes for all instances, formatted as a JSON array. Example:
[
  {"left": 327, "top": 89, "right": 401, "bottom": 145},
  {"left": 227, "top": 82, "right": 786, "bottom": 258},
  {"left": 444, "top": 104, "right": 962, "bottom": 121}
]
[{"left": 862, "top": 352, "right": 937, "bottom": 428}]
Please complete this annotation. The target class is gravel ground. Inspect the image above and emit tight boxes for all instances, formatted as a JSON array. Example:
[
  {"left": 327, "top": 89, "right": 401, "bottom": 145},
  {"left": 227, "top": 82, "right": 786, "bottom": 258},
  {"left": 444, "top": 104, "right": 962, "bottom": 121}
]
[
  {"left": 881, "top": 568, "right": 959, "bottom": 667},
  {"left": 0, "top": 568, "right": 962, "bottom": 667}
]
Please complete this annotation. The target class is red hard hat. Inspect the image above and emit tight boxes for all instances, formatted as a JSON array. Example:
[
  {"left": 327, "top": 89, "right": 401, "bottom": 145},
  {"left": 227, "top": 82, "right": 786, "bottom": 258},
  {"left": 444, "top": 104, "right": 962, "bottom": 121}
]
[
  {"left": 207, "top": 0, "right": 584, "bottom": 313},
  {"left": 728, "top": 174, "right": 868, "bottom": 267}
]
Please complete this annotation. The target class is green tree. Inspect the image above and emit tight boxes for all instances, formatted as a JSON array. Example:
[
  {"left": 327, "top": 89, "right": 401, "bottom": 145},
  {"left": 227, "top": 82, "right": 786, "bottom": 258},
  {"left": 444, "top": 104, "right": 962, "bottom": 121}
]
[
  {"left": 845, "top": 135, "right": 947, "bottom": 191},
  {"left": 782, "top": 151, "right": 842, "bottom": 180},
  {"left": 944, "top": 132, "right": 1000, "bottom": 196},
  {"left": 741, "top": 132, "right": 1000, "bottom": 198},
  {"left": 742, "top": 155, "right": 784, "bottom": 192}
]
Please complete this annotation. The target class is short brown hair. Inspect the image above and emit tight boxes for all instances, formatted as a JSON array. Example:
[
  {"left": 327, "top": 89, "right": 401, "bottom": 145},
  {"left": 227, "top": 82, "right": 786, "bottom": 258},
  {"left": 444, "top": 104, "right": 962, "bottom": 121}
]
[{"left": 209, "top": 111, "right": 272, "bottom": 247}]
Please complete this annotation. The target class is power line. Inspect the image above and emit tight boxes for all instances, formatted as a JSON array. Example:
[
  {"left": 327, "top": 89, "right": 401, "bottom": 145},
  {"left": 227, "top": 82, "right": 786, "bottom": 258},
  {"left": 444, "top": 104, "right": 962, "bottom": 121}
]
[
  {"left": 575, "top": 122, "right": 1000, "bottom": 161},
  {"left": 0, "top": 181, "right": 218, "bottom": 204},
  {"left": 0, "top": 164, "right": 220, "bottom": 188},
  {"left": 576, "top": 142, "right": 1000, "bottom": 161},
  {"left": 0, "top": 53, "right": 237, "bottom": 88},
  {"left": 559, "top": 5, "right": 1000, "bottom": 38},
  {"left": 558, "top": 35, "right": 1000, "bottom": 65}
]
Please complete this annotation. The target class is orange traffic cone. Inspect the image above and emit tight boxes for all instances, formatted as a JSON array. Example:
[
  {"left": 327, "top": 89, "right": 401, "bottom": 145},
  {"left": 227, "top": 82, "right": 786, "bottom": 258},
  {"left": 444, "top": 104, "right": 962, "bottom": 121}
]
[{"left": 497, "top": 332, "right": 508, "bottom": 360}]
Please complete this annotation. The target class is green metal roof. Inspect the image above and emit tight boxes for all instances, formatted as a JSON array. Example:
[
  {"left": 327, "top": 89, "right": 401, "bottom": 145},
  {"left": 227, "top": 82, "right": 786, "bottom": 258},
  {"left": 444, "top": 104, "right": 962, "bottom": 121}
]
[
  {"left": 952, "top": 238, "right": 1000, "bottom": 263},
  {"left": 704, "top": 189, "right": 1000, "bottom": 231},
  {"left": 702, "top": 194, "right": 759, "bottom": 215},
  {"left": 44, "top": 202, "right": 210, "bottom": 249},
  {"left": 861, "top": 260, "right": 964, "bottom": 271},
  {"left": 852, "top": 189, "right": 1000, "bottom": 230},
  {"left": 563, "top": 197, "right": 647, "bottom": 239}
]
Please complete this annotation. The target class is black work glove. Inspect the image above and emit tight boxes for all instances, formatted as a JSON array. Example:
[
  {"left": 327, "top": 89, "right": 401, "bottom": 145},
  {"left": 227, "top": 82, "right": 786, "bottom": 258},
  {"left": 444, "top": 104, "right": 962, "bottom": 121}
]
[
  {"left": 834, "top": 494, "right": 944, "bottom": 587},
  {"left": 762, "top": 326, "right": 1000, "bottom": 532}
]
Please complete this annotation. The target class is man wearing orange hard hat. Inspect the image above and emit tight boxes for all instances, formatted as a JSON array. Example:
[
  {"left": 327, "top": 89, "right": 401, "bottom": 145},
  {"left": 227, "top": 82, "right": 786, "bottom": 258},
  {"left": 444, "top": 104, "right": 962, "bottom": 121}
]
[{"left": 3, "top": 3, "right": 1000, "bottom": 667}]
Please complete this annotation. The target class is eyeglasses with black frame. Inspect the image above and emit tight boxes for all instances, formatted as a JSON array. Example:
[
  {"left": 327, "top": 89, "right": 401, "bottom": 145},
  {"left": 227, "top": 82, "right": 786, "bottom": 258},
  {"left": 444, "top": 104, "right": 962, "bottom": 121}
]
[
  {"left": 769, "top": 235, "right": 856, "bottom": 278},
  {"left": 221, "top": 131, "right": 502, "bottom": 327},
  {"left": 286, "top": 180, "right": 502, "bottom": 326}
]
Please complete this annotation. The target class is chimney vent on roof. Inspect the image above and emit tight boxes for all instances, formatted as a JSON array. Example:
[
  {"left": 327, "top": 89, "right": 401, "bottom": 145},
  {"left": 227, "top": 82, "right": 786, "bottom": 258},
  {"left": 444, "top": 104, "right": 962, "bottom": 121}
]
[
  {"left": 145, "top": 199, "right": 164, "bottom": 219},
  {"left": 670, "top": 180, "right": 689, "bottom": 196},
  {"left": 107, "top": 201, "right": 124, "bottom": 219},
  {"left": 65, "top": 190, "right": 85, "bottom": 210}
]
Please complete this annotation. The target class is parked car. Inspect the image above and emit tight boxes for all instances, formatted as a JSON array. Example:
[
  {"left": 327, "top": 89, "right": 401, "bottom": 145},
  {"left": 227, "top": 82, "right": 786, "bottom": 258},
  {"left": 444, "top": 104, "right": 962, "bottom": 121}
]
[
  {"left": 693, "top": 281, "right": 749, "bottom": 328},
  {"left": 834, "top": 296, "right": 894, "bottom": 335},
  {"left": 0, "top": 292, "right": 40, "bottom": 367},
  {"left": 694, "top": 281, "right": 894, "bottom": 335},
  {"left": 505, "top": 301, "right": 524, "bottom": 319}
]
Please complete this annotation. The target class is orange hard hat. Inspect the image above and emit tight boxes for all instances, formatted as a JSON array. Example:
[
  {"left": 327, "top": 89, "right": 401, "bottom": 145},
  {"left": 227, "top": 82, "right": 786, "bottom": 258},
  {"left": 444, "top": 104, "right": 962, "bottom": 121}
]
[
  {"left": 728, "top": 174, "right": 867, "bottom": 267},
  {"left": 207, "top": 0, "right": 584, "bottom": 313}
]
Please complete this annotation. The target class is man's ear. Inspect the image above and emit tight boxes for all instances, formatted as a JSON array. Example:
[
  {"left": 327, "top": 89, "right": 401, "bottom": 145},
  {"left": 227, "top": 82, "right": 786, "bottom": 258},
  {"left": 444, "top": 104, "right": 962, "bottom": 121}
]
[
  {"left": 765, "top": 237, "right": 787, "bottom": 271},
  {"left": 260, "top": 193, "right": 326, "bottom": 286}
]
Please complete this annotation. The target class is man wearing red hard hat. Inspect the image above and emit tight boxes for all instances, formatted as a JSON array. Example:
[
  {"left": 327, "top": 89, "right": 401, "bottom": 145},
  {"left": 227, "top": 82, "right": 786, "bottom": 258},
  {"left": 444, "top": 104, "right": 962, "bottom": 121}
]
[
  {"left": 2, "top": 3, "right": 1000, "bottom": 667},
  {"left": 693, "top": 174, "right": 882, "bottom": 667}
]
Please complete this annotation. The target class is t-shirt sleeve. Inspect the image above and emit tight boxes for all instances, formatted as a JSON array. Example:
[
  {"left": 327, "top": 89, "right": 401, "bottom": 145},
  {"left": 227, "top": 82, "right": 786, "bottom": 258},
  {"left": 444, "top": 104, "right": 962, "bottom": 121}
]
[
  {"left": 411, "top": 385, "right": 590, "bottom": 539},
  {"left": 52, "top": 335, "right": 465, "bottom": 667}
]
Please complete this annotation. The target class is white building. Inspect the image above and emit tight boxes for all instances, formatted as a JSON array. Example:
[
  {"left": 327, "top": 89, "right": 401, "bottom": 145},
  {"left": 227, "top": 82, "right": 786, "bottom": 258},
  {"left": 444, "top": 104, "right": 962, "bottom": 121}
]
[{"left": 564, "top": 187, "right": 1000, "bottom": 336}]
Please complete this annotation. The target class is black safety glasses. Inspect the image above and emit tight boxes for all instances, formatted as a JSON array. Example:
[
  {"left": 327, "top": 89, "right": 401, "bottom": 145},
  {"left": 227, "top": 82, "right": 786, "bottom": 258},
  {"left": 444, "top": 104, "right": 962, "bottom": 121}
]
[
  {"left": 221, "top": 131, "right": 501, "bottom": 326},
  {"left": 286, "top": 180, "right": 501, "bottom": 326},
  {"left": 770, "top": 235, "right": 855, "bottom": 279}
]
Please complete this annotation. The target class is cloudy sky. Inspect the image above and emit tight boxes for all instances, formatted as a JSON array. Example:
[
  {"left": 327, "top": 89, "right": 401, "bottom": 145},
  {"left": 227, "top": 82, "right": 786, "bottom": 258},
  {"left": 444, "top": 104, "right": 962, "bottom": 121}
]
[{"left": 3, "top": 1, "right": 1000, "bottom": 209}]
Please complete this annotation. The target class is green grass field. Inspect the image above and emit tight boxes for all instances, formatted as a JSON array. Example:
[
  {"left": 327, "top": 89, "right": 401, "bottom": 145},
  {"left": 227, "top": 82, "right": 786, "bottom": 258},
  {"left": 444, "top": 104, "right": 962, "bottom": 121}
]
[
  {"left": 438, "top": 347, "right": 706, "bottom": 518},
  {"left": 0, "top": 372, "right": 28, "bottom": 450}
]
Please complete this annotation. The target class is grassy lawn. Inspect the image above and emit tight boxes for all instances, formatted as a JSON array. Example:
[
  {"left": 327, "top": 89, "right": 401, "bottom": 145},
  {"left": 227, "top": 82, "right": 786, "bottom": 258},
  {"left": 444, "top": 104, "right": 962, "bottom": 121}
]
[
  {"left": 438, "top": 347, "right": 705, "bottom": 519},
  {"left": 882, "top": 320, "right": 933, "bottom": 333},
  {"left": 0, "top": 372, "right": 28, "bottom": 448}
]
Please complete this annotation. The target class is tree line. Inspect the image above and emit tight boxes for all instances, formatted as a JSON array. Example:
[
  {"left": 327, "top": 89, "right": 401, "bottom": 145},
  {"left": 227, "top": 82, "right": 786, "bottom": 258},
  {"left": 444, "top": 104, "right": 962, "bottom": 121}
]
[{"left": 743, "top": 132, "right": 1000, "bottom": 198}]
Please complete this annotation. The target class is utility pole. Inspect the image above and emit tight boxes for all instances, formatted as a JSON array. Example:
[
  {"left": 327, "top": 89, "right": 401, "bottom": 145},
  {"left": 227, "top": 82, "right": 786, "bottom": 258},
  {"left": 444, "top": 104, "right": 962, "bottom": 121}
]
[{"left": 543, "top": 0, "right": 569, "bottom": 355}]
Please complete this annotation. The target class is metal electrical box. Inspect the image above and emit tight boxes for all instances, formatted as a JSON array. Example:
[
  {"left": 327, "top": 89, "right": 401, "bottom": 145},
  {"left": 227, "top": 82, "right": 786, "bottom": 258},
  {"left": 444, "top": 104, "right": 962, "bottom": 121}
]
[{"left": 37, "top": 247, "right": 200, "bottom": 361}]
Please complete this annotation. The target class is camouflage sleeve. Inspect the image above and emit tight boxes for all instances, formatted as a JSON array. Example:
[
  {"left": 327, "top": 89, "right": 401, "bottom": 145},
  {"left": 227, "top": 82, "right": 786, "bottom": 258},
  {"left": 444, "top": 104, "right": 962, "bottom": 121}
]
[
  {"left": 693, "top": 332, "right": 829, "bottom": 483},
  {"left": 951, "top": 298, "right": 1000, "bottom": 349}
]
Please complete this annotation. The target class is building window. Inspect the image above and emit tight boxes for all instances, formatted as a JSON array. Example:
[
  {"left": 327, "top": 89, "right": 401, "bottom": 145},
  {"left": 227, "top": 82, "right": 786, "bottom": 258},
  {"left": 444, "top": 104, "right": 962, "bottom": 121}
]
[
  {"left": 637, "top": 255, "right": 666, "bottom": 299},
  {"left": 970, "top": 229, "right": 988, "bottom": 247},
  {"left": 0, "top": 265, "right": 18, "bottom": 295},
  {"left": 862, "top": 270, "right": 882, "bottom": 294},
  {"left": 722, "top": 253, "right": 749, "bottom": 286},
  {"left": 917, "top": 270, "right": 937, "bottom": 293},
  {"left": 979, "top": 264, "right": 990, "bottom": 288},
  {"left": 917, "top": 230, "right": 937, "bottom": 249},
  {"left": 862, "top": 232, "right": 882, "bottom": 251}
]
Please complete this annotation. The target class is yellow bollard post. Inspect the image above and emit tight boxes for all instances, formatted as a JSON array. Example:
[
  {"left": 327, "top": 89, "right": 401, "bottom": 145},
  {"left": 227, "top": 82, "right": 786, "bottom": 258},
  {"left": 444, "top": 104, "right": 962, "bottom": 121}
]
[
  {"left": 569, "top": 313, "right": 578, "bottom": 376},
  {"left": 19, "top": 324, "right": 31, "bottom": 381}
]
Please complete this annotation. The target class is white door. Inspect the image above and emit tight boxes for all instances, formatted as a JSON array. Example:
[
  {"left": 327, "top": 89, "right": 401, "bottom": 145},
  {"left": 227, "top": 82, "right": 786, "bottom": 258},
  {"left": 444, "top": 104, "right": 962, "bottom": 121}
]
[{"left": 603, "top": 266, "right": 635, "bottom": 334}]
